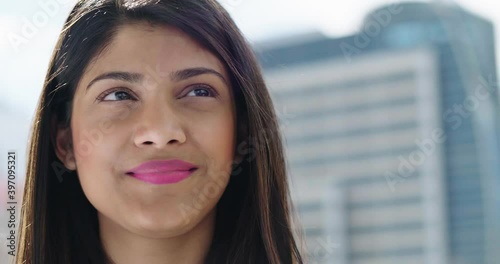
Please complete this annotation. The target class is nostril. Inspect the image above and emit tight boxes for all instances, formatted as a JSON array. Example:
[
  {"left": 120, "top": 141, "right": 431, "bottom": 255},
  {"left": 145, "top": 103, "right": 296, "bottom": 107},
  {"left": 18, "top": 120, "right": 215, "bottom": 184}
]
[{"left": 168, "top": 139, "right": 180, "bottom": 144}]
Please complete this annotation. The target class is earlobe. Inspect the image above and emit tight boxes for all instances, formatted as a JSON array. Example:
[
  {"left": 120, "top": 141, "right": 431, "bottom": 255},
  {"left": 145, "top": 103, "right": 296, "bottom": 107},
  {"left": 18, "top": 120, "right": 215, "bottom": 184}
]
[{"left": 54, "top": 125, "right": 77, "bottom": 171}]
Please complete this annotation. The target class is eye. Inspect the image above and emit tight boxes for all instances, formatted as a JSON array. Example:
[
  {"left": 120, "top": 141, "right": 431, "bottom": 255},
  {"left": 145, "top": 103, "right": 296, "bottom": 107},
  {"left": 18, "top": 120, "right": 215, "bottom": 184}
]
[
  {"left": 98, "top": 88, "right": 136, "bottom": 102},
  {"left": 185, "top": 85, "right": 218, "bottom": 98}
]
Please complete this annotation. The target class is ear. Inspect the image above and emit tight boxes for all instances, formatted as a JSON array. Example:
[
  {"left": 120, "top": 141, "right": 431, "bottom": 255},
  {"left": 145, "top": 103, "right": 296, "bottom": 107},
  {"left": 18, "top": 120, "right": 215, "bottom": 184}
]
[{"left": 51, "top": 116, "right": 76, "bottom": 171}]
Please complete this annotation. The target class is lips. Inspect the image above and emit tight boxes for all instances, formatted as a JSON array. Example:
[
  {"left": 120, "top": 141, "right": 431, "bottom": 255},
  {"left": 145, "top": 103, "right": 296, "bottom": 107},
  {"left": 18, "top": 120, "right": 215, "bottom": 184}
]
[{"left": 126, "top": 159, "right": 198, "bottom": 185}]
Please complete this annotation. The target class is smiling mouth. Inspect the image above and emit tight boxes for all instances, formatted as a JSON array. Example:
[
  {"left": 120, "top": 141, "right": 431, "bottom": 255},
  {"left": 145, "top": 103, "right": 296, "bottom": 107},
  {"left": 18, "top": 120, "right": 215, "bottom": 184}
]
[
  {"left": 125, "top": 167, "right": 198, "bottom": 185},
  {"left": 125, "top": 167, "right": 198, "bottom": 175}
]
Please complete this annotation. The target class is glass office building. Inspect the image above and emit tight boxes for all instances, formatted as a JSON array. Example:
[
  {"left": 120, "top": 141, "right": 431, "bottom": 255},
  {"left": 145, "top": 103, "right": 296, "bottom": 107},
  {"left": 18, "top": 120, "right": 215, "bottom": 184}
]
[{"left": 256, "top": 2, "right": 500, "bottom": 264}]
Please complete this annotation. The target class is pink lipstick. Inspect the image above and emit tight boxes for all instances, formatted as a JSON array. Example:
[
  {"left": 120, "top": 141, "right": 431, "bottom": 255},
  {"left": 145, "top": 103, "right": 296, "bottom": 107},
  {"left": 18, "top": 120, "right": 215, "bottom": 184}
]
[{"left": 126, "top": 159, "right": 197, "bottom": 185}]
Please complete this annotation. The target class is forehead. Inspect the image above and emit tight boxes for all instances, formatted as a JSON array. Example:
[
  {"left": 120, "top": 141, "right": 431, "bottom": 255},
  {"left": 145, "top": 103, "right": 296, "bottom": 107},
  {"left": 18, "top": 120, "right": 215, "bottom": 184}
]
[{"left": 82, "top": 22, "right": 227, "bottom": 81}]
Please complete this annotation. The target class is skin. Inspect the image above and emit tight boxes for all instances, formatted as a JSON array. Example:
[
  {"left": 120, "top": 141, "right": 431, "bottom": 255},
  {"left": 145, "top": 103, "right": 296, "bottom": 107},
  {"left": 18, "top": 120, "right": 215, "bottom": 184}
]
[{"left": 55, "top": 22, "right": 240, "bottom": 264}]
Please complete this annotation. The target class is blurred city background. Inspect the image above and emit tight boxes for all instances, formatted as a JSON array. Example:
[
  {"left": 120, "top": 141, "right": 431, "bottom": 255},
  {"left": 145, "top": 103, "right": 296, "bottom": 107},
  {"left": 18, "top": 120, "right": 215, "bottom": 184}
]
[{"left": 1, "top": 1, "right": 499, "bottom": 264}]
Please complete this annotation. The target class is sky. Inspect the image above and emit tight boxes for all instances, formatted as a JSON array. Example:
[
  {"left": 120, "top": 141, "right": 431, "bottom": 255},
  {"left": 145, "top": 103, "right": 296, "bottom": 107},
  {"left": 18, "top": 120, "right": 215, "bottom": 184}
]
[{"left": 0, "top": 0, "right": 499, "bottom": 118}]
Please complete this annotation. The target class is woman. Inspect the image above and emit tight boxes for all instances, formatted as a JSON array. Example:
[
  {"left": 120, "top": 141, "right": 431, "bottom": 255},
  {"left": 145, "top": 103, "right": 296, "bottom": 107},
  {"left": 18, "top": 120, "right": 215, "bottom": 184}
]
[{"left": 16, "top": 0, "right": 305, "bottom": 263}]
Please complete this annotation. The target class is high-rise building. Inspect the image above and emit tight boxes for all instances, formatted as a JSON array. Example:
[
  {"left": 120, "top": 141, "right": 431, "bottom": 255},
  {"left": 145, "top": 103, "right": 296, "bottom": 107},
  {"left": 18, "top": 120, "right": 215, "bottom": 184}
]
[{"left": 255, "top": 2, "right": 500, "bottom": 264}]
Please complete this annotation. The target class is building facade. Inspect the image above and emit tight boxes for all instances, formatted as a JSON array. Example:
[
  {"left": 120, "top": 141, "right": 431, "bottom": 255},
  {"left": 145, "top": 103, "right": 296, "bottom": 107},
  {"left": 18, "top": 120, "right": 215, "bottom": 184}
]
[{"left": 256, "top": 2, "right": 500, "bottom": 264}]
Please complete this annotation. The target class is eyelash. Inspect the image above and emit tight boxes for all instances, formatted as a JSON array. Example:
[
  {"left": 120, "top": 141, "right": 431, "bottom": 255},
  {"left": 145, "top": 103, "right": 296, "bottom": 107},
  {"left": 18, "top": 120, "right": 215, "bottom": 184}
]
[
  {"left": 185, "top": 84, "right": 219, "bottom": 98},
  {"left": 96, "top": 84, "right": 219, "bottom": 102},
  {"left": 96, "top": 87, "right": 136, "bottom": 102}
]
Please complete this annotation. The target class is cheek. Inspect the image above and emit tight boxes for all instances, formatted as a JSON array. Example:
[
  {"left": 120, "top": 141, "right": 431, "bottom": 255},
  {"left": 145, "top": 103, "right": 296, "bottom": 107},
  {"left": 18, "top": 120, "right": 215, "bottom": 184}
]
[
  {"left": 70, "top": 115, "right": 129, "bottom": 202},
  {"left": 72, "top": 116, "right": 124, "bottom": 163},
  {"left": 196, "top": 112, "right": 236, "bottom": 171},
  {"left": 71, "top": 104, "right": 132, "bottom": 161}
]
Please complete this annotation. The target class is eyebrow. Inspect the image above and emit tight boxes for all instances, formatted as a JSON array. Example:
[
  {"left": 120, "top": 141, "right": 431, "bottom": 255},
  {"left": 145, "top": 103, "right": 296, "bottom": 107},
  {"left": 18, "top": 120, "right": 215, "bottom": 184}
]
[{"left": 86, "top": 67, "right": 227, "bottom": 91}]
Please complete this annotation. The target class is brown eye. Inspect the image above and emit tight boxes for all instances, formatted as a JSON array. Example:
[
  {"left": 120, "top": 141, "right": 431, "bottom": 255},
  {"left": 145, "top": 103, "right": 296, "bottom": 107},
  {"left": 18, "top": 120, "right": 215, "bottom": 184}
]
[
  {"left": 185, "top": 85, "right": 218, "bottom": 98},
  {"left": 98, "top": 88, "right": 136, "bottom": 101}
]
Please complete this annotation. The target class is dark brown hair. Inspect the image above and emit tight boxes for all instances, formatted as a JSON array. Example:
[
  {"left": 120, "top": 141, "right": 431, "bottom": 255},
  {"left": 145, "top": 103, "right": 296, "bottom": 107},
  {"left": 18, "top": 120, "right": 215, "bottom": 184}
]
[{"left": 16, "top": 0, "right": 305, "bottom": 263}]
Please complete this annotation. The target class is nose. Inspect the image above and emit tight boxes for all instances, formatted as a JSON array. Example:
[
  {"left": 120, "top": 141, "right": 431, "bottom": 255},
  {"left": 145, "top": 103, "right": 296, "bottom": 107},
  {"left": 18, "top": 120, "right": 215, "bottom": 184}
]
[{"left": 132, "top": 99, "right": 187, "bottom": 148}]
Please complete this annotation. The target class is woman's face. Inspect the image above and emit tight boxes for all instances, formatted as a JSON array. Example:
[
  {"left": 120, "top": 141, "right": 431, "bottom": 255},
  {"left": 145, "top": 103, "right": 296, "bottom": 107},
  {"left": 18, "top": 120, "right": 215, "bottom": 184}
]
[{"left": 55, "top": 23, "right": 237, "bottom": 238}]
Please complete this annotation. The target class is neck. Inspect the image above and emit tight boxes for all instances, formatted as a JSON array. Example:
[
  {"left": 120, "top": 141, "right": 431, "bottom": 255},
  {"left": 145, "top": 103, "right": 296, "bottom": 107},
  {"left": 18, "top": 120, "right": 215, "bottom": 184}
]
[{"left": 98, "top": 209, "right": 216, "bottom": 264}]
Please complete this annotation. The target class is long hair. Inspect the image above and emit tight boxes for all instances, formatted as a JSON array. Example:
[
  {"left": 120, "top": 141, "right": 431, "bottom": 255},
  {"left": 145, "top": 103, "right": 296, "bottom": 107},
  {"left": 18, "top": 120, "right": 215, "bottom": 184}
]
[{"left": 15, "top": 0, "right": 305, "bottom": 263}]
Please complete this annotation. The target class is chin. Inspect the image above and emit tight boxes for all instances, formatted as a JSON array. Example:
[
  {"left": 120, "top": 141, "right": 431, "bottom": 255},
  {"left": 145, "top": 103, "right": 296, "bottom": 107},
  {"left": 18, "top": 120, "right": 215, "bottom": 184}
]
[{"left": 127, "top": 214, "right": 194, "bottom": 237}]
